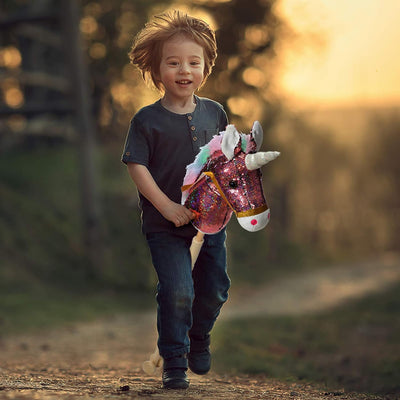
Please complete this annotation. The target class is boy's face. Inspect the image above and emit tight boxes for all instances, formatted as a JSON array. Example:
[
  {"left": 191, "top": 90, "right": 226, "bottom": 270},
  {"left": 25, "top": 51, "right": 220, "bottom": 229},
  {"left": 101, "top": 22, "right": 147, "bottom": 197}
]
[{"left": 158, "top": 34, "right": 205, "bottom": 102}]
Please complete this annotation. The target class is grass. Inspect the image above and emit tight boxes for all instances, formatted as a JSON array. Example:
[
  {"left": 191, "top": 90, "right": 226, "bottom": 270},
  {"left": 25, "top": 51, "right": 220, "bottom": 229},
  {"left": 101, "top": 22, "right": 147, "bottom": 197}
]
[
  {"left": 0, "top": 287, "right": 155, "bottom": 335},
  {"left": 0, "top": 144, "right": 156, "bottom": 334},
  {"left": 212, "top": 282, "right": 400, "bottom": 396}
]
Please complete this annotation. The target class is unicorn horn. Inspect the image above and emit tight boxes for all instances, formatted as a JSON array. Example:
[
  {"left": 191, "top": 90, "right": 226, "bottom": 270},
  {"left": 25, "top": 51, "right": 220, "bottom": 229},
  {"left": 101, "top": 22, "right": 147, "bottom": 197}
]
[{"left": 245, "top": 151, "right": 280, "bottom": 170}]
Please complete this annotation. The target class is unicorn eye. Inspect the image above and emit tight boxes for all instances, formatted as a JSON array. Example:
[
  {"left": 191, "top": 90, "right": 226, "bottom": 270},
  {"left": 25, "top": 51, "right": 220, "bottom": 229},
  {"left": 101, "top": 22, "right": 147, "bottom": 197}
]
[{"left": 229, "top": 180, "right": 238, "bottom": 188}]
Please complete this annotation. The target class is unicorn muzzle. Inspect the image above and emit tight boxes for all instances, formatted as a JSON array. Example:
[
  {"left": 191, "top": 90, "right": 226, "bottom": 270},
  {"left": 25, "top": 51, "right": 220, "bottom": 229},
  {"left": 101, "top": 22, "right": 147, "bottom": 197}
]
[{"left": 237, "top": 208, "right": 271, "bottom": 232}]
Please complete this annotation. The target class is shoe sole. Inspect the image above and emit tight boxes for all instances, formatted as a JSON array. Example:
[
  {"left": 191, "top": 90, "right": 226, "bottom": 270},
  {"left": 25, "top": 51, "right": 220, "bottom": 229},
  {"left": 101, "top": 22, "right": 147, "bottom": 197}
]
[
  {"left": 163, "top": 380, "right": 189, "bottom": 390},
  {"left": 188, "top": 357, "right": 211, "bottom": 375},
  {"left": 188, "top": 365, "right": 209, "bottom": 375}
]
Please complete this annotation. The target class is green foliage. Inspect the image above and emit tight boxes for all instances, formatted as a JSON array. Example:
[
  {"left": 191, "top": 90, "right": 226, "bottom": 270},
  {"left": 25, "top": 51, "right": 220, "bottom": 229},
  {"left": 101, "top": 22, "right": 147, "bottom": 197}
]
[
  {"left": 213, "top": 282, "right": 400, "bottom": 395},
  {"left": 0, "top": 145, "right": 154, "bottom": 292},
  {"left": 0, "top": 147, "right": 85, "bottom": 288},
  {"left": 0, "top": 288, "right": 154, "bottom": 335},
  {"left": 0, "top": 145, "right": 157, "bottom": 333}
]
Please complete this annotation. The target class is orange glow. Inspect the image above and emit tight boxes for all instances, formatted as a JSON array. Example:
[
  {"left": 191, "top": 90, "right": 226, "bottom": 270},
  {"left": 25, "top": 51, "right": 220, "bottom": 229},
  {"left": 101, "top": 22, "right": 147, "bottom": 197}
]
[
  {"left": 245, "top": 25, "right": 269, "bottom": 49},
  {"left": 5, "top": 87, "right": 24, "bottom": 108},
  {"left": 242, "top": 67, "right": 266, "bottom": 87},
  {"left": 80, "top": 16, "right": 98, "bottom": 35},
  {"left": 227, "top": 97, "right": 248, "bottom": 116},
  {"left": 89, "top": 42, "right": 107, "bottom": 59},
  {"left": 227, "top": 56, "right": 240, "bottom": 71},
  {"left": 166, "top": 4, "right": 217, "bottom": 31},
  {"left": 227, "top": 94, "right": 262, "bottom": 123},
  {"left": 2, "top": 78, "right": 24, "bottom": 108},
  {"left": 0, "top": 46, "right": 22, "bottom": 69},
  {"left": 191, "top": 0, "right": 232, "bottom": 3},
  {"left": 122, "top": 64, "right": 135, "bottom": 81},
  {"left": 276, "top": 0, "right": 400, "bottom": 108}
]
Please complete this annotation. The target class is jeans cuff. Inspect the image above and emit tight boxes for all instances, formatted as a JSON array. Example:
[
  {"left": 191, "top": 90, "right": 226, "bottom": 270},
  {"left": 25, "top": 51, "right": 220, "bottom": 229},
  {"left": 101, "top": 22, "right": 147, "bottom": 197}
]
[{"left": 164, "top": 354, "right": 188, "bottom": 370}]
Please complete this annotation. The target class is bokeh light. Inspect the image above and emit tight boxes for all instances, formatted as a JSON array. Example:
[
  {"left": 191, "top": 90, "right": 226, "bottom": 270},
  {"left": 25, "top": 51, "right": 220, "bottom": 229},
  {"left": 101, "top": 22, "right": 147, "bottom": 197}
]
[
  {"left": 80, "top": 16, "right": 98, "bottom": 36},
  {"left": 89, "top": 42, "right": 107, "bottom": 59},
  {"left": 0, "top": 46, "right": 22, "bottom": 69}
]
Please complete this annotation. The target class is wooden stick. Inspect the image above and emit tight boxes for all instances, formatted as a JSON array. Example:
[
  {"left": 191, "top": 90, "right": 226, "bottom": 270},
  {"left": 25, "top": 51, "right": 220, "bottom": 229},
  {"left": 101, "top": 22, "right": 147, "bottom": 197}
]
[{"left": 190, "top": 231, "right": 205, "bottom": 268}]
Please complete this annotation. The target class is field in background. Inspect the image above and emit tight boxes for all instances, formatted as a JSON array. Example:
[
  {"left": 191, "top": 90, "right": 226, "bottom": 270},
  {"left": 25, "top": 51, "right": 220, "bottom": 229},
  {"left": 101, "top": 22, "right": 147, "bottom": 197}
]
[{"left": 213, "top": 280, "right": 400, "bottom": 396}]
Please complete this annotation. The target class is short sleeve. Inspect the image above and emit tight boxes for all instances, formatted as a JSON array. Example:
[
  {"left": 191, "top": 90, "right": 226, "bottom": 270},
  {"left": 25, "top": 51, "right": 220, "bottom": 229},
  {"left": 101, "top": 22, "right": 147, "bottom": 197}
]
[
  {"left": 121, "top": 117, "right": 150, "bottom": 166},
  {"left": 219, "top": 107, "right": 228, "bottom": 131}
]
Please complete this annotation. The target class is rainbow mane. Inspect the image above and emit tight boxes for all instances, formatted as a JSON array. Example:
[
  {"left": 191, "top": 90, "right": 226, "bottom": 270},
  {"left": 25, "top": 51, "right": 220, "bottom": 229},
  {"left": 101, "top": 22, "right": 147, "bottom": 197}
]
[{"left": 182, "top": 125, "right": 250, "bottom": 189}]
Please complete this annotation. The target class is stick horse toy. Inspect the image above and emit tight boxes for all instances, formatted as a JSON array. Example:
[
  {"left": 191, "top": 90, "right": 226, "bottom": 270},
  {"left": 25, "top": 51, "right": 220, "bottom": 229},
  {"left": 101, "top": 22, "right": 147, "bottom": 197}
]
[{"left": 143, "top": 121, "right": 280, "bottom": 375}]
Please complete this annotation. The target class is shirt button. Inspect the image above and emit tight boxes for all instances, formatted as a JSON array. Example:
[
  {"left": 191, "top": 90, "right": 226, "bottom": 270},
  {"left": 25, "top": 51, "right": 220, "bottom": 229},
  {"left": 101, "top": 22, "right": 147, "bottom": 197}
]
[
  {"left": 193, "top": 136, "right": 198, "bottom": 141},
  {"left": 188, "top": 115, "right": 192, "bottom": 120},
  {"left": 191, "top": 126, "right": 195, "bottom": 131}
]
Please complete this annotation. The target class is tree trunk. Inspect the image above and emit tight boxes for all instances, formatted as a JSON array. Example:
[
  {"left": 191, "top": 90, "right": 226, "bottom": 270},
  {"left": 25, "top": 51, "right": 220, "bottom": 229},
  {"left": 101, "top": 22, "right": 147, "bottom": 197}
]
[{"left": 60, "top": 0, "right": 104, "bottom": 275}]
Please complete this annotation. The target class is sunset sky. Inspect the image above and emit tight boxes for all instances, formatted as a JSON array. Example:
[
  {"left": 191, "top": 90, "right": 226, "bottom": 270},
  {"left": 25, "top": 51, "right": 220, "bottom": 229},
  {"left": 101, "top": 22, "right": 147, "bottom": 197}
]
[{"left": 276, "top": 0, "right": 400, "bottom": 108}]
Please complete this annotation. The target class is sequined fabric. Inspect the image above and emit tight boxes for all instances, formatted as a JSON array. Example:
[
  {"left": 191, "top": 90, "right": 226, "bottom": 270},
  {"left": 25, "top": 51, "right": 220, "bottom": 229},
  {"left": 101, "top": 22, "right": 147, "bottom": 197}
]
[
  {"left": 208, "top": 151, "right": 267, "bottom": 212},
  {"left": 184, "top": 150, "right": 267, "bottom": 234},
  {"left": 182, "top": 122, "right": 274, "bottom": 234},
  {"left": 184, "top": 174, "right": 233, "bottom": 234}
]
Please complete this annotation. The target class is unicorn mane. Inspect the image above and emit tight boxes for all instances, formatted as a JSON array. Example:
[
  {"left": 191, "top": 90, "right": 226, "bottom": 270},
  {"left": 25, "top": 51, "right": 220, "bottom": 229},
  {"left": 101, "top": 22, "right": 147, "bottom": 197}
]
[
  {"left": 182, "top": 125, "right": 250, "bottom": 189},
  {"left": 182, "top": 135, "right": 221, "bottom": 188}
]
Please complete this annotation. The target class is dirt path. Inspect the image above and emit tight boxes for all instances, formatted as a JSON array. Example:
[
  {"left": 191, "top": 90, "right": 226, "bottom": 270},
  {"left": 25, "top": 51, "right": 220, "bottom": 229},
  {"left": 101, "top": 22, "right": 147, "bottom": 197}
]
[{"left": 1, "top": 255, "right": 399, "bottom": 400}]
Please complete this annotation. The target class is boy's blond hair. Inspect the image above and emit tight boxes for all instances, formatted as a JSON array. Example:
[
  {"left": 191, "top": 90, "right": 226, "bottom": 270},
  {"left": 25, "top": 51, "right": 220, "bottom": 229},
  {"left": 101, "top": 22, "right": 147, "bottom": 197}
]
[{"left": 129, "top": 10, "right": 217, "bottom": 92}]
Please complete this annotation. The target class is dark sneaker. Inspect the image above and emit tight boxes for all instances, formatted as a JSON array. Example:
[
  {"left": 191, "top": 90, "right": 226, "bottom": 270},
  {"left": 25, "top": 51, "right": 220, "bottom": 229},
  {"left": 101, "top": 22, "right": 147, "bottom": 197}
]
[
  {"left": 162, "top": 369, "right": 189, "bottom": 389},
  {"left": 188, "top": 334, "right": 211, "bottom": 375}
]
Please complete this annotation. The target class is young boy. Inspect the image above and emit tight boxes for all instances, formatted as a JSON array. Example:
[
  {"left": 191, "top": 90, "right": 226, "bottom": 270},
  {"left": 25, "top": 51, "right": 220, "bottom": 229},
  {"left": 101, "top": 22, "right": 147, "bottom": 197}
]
[{"left": 121, "top": 10, "right": 230, "bottom": 389}]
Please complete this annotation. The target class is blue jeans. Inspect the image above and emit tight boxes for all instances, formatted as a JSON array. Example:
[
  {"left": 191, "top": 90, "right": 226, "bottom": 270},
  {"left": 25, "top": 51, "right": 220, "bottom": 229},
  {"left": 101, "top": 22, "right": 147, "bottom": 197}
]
[{"left": 146, "top": 229, "right": 230, "bottom": 369}]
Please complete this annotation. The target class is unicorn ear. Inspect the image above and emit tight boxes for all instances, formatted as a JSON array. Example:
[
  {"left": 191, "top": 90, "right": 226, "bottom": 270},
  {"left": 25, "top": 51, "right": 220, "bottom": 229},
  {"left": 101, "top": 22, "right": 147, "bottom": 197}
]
[
  {"left": 221, "top": 124, "right": 240, "bottom": 160},
  {"left": 251, "top": 121, "right": 263, "bottom": 151}
]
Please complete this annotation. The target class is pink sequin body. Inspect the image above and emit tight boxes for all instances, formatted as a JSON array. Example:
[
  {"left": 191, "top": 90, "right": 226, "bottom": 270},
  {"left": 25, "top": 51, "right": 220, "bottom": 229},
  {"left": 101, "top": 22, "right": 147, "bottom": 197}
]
[{"left": 183, "top": 137, "right": 268, "bottom": 234}]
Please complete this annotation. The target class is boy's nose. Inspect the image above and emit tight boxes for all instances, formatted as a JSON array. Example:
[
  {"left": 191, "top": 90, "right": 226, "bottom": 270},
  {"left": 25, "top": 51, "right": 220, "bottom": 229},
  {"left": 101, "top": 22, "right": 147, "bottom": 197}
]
[{"left": 180, "top": 63, "right": 190, "bottom": 73}]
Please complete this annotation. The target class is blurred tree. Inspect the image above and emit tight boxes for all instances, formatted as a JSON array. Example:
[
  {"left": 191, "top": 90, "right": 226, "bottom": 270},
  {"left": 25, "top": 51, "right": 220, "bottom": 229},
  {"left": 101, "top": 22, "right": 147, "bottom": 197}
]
[
  {"left": 78, "top": 0, "right": 175, "bottom": 143},
  {"left": 196, "top": 0, "right": 282, "bottom": 130},
  {"left": 361, "top": 111, "right": 400, "bottom": 252},
  {"left": 0, "top": 0, "right": 103, "bottom": 274},
  {"left": 2, "top": 0, "right": 286, "bottom": 151},
  {"left": 0, "top": 0, "right": 75, "bottom": 147},
  {"left": 60, "top": 0, "right": 103, "bottom": 273}
]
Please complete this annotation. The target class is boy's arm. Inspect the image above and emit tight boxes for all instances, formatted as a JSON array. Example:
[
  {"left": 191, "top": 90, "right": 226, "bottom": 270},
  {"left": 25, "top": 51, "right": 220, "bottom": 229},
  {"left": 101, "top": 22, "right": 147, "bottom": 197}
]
[{"left": 127, "top": 163, "right": 194, "bottom": 227}]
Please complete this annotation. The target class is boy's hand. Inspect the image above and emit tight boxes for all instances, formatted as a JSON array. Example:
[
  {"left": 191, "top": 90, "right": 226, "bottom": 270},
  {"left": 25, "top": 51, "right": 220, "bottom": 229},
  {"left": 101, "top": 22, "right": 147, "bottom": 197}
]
[
  {"left": 126, "top": 164, "right": 196, "bottom": 227},
  {"left": 162, "top": 202, "right": 196, "bottom": 227}
]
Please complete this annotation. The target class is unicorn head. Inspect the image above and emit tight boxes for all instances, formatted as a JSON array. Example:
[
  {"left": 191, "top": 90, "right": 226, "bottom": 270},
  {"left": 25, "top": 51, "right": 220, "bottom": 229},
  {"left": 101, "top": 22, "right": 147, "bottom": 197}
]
[{"left": 182, "top": 121, "right": 280, "bottom": 234}]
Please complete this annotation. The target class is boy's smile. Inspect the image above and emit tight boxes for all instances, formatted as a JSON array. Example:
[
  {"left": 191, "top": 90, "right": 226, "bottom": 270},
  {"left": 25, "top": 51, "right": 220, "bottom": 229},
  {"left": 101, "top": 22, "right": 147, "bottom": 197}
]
[{"left": 159, "top": 34, "right": 205, "bottom": 112}]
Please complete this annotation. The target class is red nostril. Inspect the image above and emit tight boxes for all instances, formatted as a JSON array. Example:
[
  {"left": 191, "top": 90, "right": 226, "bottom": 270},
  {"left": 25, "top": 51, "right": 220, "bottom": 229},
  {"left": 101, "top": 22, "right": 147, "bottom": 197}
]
[{"left": 251, "top": 219, "right": 257, "bottom": 225}]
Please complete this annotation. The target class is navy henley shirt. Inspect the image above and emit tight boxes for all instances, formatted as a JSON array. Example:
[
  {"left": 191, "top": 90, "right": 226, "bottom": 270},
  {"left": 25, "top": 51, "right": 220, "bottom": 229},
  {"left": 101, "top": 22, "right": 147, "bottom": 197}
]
[{"left": 122, "top": 95, "right": 228, "bottom": 237}]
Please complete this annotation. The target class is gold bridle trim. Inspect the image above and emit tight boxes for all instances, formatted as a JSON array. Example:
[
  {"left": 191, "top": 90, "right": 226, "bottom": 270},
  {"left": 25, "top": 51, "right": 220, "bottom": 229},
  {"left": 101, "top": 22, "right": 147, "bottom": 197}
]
[
  {"left": 236, "top": 205, "right": 268, "bottom": 218},
  {"left": 202, "top": 171, "right": 235, "bottom": 212}
]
